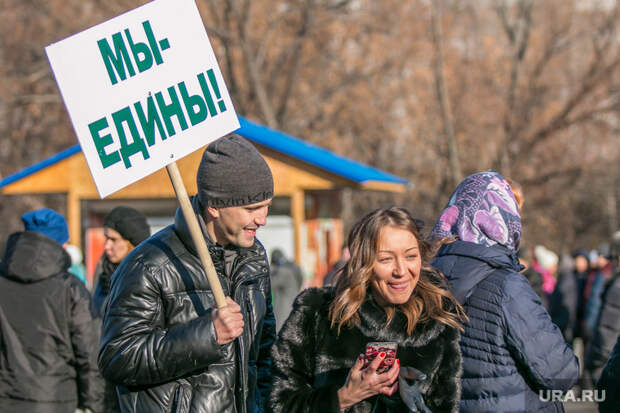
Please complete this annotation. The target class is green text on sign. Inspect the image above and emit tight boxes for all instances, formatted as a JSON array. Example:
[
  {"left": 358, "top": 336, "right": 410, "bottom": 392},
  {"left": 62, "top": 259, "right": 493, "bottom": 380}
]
[
  {"left": 98, "top": 20, "right": 171, "bottom": 85},
  {"left": 89, "top": 69, "right": 227, "bottom": 169}
]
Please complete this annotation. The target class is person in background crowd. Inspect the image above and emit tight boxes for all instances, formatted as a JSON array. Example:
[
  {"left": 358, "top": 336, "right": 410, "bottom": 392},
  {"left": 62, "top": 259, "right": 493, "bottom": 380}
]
[
  {"left": 583, "top": 243, "right": 615, "bottom": 343},
  {"left": 66, "top": 244, "right": 87, "bottom": 284},
  {"left": 533, "top": 245, "right": 559, "bottom": 300},
  {"left": 430, "top": 170, "right": 578, "bottom": 412},
  {"left": 92, "top": 206, "right": 150, "bottom": 319},
  {"left": 589, "top": 249, "right": 600, "bottom": 269},
  {"left": 269, "top": 207, "right": 466, "bottom": 412},
  {"left": 0, "top": 208, "right": 102, "bottom": 413},
  {"left": 322, "top": 245, "right": 350, "bottom": 287},
  {"left": 549, "top": 249, "right": 590, "bottom": 344},
  {"left": 92, "top": 206, "right": 150, "bottom": 413},
  {"left": 596, "top": 334, "right": 620, "bottom": 413},
  {"left": 584, "top": 231, "right": 620, "bottom": 387},
  {"left": 270, "top": 248, "right": 303, "bottom": 331},
  {"left": 98, "top": 135, "right": 276, "bottom": 413},
  {"left": 572, "top": 250, "right": 590, "bottom": 341},
  {"left": 584, "top": 250, "right": 601, "bottom": 312},
  {"left": 518, "top": 245, "right": 545, "bottom": 304}
]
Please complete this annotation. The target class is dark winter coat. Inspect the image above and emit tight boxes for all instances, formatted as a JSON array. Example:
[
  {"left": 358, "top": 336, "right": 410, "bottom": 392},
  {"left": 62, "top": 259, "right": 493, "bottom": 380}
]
[
  {"left": 596, "top": 333, "right": 620, "bottom": 413},
  {"left": 584, "top": 265, "right": 614, "bottom": 341},
  {"left": 268, "top": 283, "right": 463, "bottom": 413},
  {"left": 98, "top": 197, "right": 276, "bottom": 413},
  {"left": 0, "top": 231, "right": 103, "bottom": 413},
  {"left": 270, "top": 259, "right": 303, "bottom": 331},
  {"left": 92, "top": 256, "right": 121, "bottom": 413},
  {"left": 549, "top": 269, "right": 578, "bottom": 342},
  {"left": 92, "top": 255, "right": 118, "bottom": 319},
  {"left": 522, "top": 266, "right": 546, "bottom": 307},
  {"left": 433, "top": 241, "right": 579, "bottom": 413},
  {"left": 585, "top": 270, "right": 620, "bottom": 382}
]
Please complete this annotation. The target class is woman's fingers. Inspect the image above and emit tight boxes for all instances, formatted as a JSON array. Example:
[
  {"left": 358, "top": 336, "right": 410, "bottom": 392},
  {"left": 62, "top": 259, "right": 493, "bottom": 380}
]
[
  {"left": 383, "top": 358, "right": 400, "bottom": 382},
  {"left": 366, "top": 352, "right": 386, "bottom": 373},
  {"left": 375, "top": 366, "right": 399, "bottom": 388},
  {"left": 350, "top": 354, "right": 365, "bottom": 374},
  {"left": 379, "top": 380, "right": 399, "bottom": 396},
  {"left": 387, "top": 358, "right": 400, "bottom": 373}
]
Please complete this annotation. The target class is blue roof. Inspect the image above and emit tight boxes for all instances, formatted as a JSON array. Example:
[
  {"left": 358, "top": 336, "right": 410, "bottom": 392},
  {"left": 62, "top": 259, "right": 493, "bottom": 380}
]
[
  {"left": 0, "top": 116, "right": 409, "bottom": 189},
  {"left": 0, "top": 145, "right": 82, "bottom": 188},
  {"left": 237, "top": 117, "right": 408, "bottom": 186}
]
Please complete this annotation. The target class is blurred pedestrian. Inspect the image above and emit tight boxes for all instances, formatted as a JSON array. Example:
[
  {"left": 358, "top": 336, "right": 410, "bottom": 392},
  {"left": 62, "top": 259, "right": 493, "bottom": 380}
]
[
  {"left": 583, "top": 243, "right": 615, "bottom": 342},
  {"left": 269, "top": 207, "right": 467, "bottom": 412},
  {"left": 430, "top": 170, "right": 579, "bottom": 412},
  {"left": 518, "top": 245, "right": 545, "bottom": 304},
  {"left": 323, "top": 245, "right": 350, "bottom": 287},
  {"left": 66, "top": 244, "right": 87, "bottom": 284},
  {"left": 0, "top": 208, "right": 102, "bottom": 413},
  {"left": 270, "top": 248, "right": 303, "bottom": 331},
  {"left": 534, "top": 245, "right": 559, "bottom": 298},
  {"left": 549, "top": 249, "right": 589, "bottom": 343},
  {"left": 572, "top": 250, "right": 590, "bottom": 340},
  {"left": 92, "top": 206, "right": 150, "bottom": 413},
  {"left": 584, "top": 231, "right": 620, "bottom": 387},
  {"left": 92, "top": 206, "right": 150, "bottom": 319}
]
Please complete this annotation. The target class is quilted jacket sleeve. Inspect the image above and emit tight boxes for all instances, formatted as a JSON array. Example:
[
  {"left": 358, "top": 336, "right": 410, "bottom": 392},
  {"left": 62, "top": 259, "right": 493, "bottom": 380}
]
[
  {"left": 503, "top": 274, "right": 579, "bottom": 392},
  {"left": 98, "top": 258, "right": 225, "bottom": 386}
]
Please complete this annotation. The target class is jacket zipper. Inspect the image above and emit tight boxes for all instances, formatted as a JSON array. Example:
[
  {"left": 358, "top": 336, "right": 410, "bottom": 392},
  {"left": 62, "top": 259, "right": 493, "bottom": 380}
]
[
  {"left": 230, "top": 255, "right": 266, "bottom": 290},
  {"left": 229, "top": 254, "right": 267, "bottom": 413}
]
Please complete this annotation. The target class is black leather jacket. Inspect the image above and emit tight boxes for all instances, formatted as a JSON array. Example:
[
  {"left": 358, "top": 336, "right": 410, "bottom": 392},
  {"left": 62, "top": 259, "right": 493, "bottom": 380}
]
[{"left": 98, "top": 198, "right": 276, "bottom": 413}]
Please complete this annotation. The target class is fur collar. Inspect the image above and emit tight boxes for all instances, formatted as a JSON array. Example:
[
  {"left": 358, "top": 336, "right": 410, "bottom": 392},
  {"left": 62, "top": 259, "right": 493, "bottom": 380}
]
[
  {"left": 298, "top": 287, "right": 448, "bottom": 347},
  {"left": 357, "top": 293, "right": 447, "bottom": 347}
]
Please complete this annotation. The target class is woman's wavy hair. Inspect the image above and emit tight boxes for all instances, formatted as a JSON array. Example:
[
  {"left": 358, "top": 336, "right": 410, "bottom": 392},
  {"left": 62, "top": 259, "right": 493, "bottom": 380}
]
[{"left": 329, "top": 206, "right": 466, "bottom": 335}]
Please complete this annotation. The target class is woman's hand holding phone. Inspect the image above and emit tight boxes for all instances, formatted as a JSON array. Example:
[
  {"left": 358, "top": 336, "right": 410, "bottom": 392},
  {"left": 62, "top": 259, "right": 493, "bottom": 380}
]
[
  {"left": 337, "top": 351, "right": 400, "bottom": 411},
  {"left": 363, "top": 342, "right": 397, "bottom": 373}
]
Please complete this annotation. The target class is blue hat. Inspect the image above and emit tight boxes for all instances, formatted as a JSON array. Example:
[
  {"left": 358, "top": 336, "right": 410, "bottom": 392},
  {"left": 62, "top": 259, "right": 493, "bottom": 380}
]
[{"left": 21, "top": 208, "right": 69, "bottom": 245}]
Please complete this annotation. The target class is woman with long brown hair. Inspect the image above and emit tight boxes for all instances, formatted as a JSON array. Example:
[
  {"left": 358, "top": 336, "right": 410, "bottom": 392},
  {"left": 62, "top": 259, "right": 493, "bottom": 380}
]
[{"left": 268, "top": 207, "right": 466, "bottom": 413}]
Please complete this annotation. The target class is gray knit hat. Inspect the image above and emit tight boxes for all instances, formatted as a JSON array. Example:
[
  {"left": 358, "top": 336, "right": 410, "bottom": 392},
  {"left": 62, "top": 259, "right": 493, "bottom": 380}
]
[{"left": 197, "top": 135, "right": 274, "bottom": 207}]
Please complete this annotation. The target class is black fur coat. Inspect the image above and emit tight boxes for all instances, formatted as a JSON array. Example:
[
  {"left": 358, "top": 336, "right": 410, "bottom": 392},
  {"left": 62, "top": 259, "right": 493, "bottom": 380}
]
[{"left": 268, "top": 286, "right": 462, "bottom": 413}]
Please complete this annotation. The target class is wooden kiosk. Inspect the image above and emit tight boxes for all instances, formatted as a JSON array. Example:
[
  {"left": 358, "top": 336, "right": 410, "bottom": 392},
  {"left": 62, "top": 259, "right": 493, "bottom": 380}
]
[{"left": 0, "top": 117, "right": 408, "bottom": 286}]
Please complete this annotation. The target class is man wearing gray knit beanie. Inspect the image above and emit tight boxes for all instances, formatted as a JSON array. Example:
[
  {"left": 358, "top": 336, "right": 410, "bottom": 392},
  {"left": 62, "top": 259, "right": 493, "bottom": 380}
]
[
  {"left": 99, "top": 134, "right": 276, "bottom": 413},
  {"left": 197, "top": 134, "right": 274, "bottom": 247}
]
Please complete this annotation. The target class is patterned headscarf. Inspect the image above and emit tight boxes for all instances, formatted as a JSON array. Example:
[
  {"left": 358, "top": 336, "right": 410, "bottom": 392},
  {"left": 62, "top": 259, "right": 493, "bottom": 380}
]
[{"left": 430, "top": 170, "right": 522, "bottom": 252}]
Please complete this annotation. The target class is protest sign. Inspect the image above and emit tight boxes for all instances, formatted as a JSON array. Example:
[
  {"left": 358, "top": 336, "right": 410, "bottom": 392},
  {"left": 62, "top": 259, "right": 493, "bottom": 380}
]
[
  {"left": 46, "top": 0, "right": 239, "bottom": 198},
  {"left": 46, "top": 0, "right": 238, "bottom": 307}
]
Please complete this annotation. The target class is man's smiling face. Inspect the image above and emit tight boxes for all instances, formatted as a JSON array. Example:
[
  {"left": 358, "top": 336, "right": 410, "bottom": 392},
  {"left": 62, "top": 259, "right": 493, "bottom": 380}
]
[{"left": 209, "top": 198, "right": 272, "bottom": 247}]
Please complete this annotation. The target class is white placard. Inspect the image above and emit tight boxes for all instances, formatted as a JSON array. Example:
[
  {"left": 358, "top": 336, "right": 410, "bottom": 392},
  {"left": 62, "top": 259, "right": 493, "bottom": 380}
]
[{"left": 46, "top": 0, "right": 239, "bottom": 198}]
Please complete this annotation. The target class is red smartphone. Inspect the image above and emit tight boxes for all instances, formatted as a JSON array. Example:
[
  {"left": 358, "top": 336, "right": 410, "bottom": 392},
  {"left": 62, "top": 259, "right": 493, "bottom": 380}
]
[{"left": 363, "top": 342, "right": 397, "bottom": 374}]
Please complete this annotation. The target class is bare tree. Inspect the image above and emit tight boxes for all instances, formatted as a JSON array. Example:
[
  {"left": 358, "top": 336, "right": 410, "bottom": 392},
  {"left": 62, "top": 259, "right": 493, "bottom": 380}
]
[
  {"left": 430, "top": 0, "right": 462, "bottom": 188},
  {"left": 1, "top": 0, "right": 618, "bottom": 251}
]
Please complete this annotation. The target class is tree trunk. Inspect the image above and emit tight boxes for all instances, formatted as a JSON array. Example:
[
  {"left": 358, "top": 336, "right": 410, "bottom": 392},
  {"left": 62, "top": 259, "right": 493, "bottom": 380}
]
[{"left": 431, "top": 0, "right": 462, "bottom": 187}]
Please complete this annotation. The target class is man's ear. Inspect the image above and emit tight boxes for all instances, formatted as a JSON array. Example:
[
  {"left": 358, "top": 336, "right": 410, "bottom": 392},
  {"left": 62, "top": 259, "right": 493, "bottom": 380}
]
[{"left": 206, "top": 206, "right": 220, "bottom": 219}]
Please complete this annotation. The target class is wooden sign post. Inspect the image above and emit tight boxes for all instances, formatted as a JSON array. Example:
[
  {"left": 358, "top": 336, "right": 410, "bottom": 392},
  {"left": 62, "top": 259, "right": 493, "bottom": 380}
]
[{"left": 166, "top": 162, "right": 226, "bottom": 307}]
